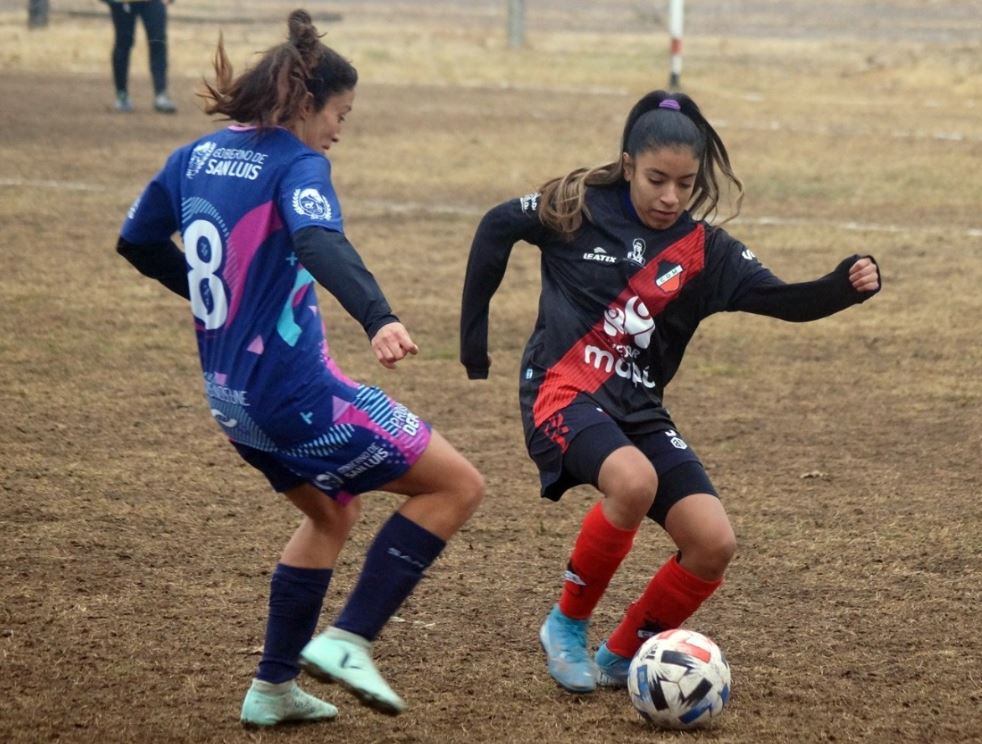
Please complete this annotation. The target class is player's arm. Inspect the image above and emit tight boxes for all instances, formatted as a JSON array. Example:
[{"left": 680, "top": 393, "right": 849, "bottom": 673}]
[
  {"left": 732, "top": 254, "right": 881, "bottom": 321},
  {"left": 117, "top": 174, "right": 187, "bottom": 298},
  {"left": 460, "top": 197, "right": 547, "bottom": 379},
  {"left": 294, "top": 226, "right": 416, "bottom": 368},
  {"left": 116, "top": 237, "right": 190, "bottom": 299}
]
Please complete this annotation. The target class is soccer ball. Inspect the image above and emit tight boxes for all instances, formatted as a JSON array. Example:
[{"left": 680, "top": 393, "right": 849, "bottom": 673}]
[{"left": 627, "top": 629, "right": 731, "bottom": 729}]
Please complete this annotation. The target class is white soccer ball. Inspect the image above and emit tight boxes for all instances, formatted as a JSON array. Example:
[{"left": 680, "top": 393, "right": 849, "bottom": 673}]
[{"left": 627, "top": 628, "right": 731, "bottom": 729}]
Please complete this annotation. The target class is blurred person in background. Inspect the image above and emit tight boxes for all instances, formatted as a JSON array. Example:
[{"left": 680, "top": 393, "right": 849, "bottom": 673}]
[
  {"left": 460, "top": 90, "right": 880, "bottom": 695},
  {"left": 102, "top": 0, "right": 176, "bottom": 113}
]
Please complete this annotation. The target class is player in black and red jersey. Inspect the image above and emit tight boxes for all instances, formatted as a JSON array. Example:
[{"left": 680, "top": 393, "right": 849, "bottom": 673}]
[{"left": 460, "top": 91, "right": 880, "bottom": 694}]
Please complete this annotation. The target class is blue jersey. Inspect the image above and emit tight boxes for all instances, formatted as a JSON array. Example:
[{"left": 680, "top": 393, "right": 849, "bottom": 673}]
[
  {"left": 123, "top": 126, "right": 358, "bottom": 449},
  {"left": 122, "top": 125, "right": 432, "bottom": 500}
]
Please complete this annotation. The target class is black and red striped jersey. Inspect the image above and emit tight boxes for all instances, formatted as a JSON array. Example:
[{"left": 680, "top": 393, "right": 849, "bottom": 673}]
[{"left": 460, "top": 183, "right": 877, "bottom": 440}]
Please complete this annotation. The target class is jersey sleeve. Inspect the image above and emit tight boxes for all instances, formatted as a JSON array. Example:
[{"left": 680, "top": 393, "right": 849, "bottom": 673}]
[
  {"left": 120, "top": 155, "right": 181, "bottom": 244},
  {"left": 294, "top": 227, "right": 398, "bottom": 339},
  {"left": 460, "top": 193, "right": 552, "bottom": 379},
  {"left": 701, "top": 226, "right": 880, "bottom": 321},
  {"left": 697, "top": 226, "right": 774, "bottom": 317},
  {"left": 278, "top": 153, "right": 345, "bottom": 234}
]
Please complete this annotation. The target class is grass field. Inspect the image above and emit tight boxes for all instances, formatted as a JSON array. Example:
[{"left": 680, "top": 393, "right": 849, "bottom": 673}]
[{"left": 1, "top": 2, "right": 980, "bottom": 742}]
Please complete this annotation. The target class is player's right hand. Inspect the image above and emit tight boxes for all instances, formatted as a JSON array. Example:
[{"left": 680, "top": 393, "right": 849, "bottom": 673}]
[{"left": 371, "top": 322, "right": 419, "bottom": 369}]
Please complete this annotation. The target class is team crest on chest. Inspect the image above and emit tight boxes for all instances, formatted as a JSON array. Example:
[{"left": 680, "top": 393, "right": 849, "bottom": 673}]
[
  {"left": 655, "top": 261, "right": 684, "bottom": 293},
  {"left": 627, "top": 238, "right": 647, "bottom": 265}
]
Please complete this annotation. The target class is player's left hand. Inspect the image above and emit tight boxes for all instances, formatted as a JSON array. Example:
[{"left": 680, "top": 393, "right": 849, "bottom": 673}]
[
  {"left": 371, "top": 322, "right": 419, "bottom": 369},
  {"left": 849, "top": 256, "right": 880, "bottom": 293}
]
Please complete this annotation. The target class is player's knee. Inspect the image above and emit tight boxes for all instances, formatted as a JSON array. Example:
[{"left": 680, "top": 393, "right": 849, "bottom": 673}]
[
  {"left": 688, "top": 528, "right": 736, "bottom": 578},
  {"left": 309, "top": 496, "right": 361, "bottom": 536},
  {"left": 606, "top": 470, "right": 658, "bottom": 522},
  {"left": 454, "top": 463, "right": 485, "bottom": 519},
  {"left": 712, "top": 530, "right": 737, "bottom": 571},
  {"left": 340, "top": 497, "right": 363, "bottom": 530}
]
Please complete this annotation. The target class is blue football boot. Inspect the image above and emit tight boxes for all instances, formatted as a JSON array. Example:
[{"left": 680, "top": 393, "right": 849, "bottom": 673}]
[
  {"left": 594, "top": 640, "right": 631, "bottom": 688},
  {"left": 538, "top": 604, "right": 596, "bottom": 693}
]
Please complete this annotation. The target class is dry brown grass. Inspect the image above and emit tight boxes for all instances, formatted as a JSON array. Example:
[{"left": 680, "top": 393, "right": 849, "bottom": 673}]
[{"left": 1, "top": 2, "right": 980, "bottom": 743}]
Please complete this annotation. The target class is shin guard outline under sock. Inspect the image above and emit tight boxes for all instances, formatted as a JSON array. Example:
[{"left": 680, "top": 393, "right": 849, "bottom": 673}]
[
  {"left": 558, "top": 501, "right": 638, "bottom": 621},
  {"left": 606, "top": 553, "right": 721, "bottom": 658}
]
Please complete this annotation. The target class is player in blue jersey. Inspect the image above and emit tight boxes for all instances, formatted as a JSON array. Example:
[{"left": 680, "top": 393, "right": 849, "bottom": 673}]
[
  {"left": 117, "top": 9, "right": 484, "bottom": 727},
  {"left": 461, "top": 91, "right": 880, "bottom": 694}
]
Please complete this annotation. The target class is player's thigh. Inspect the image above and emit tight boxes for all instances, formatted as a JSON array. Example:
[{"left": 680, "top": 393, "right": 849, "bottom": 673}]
[
  {"left": 596, "top": 445, "right": 658, "bottom": 498},
  {"left": 284, "top": 481, "right": 361, "bottom": 530},
  {"left": 379, "top": 429, "right": 483, "bottom": 499}
]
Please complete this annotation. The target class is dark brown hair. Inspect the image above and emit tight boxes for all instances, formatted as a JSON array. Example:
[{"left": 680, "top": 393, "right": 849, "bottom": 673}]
[
  {"left": 538, "top": 90, "right": 743, "bottom": 240},
  {"left": 201, "top": 9, "right": 357, "bottom": 129}
]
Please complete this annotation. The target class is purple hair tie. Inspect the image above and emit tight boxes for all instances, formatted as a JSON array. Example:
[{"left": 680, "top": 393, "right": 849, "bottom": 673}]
[{"left": 659, "top": 99, "right": 681, "bottom": 111}]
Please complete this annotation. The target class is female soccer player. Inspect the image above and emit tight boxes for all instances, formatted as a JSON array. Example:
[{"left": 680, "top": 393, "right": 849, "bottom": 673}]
[
  {"left": 117, "top": 10, "right": 484, "bottom": 727},
  {"left": 460, "top": 91, "right": 880, "bottom": 694}
]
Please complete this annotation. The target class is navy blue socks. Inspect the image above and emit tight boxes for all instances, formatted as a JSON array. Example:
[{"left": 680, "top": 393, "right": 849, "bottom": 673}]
[
  {"left": 256, "top": 563, "right": 332, "bottom": 683},
  {"left": 334, "top": 512, "right": 446, "bottom": 641}
]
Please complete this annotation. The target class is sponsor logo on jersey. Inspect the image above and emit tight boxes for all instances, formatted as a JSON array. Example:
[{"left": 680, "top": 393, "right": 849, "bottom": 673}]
[
  {"left": 186, "top": 141, "right": 217, "bottom": 179},
  {"left": 292, "top": 187, "right": 332, "bottom": 220},
  {"left": 584, "top": 295, "right": 659, "bottom": 388},
  {"left": 190, "top": 142, "right": 267, "bottom": 181},
  {"left": 583, "top": 246, "right": 618, "bottom": 264},
  {"left": 665, "top": 429, "right": 688, "bottom": 449},
  {"left": 655, "top": 261, "right": 684, "bottom": 293},
  {"left": 519, "top": 191, "right": 540, "bottom": 214},
  {"left": 627, "top": 237, "right": 647, "bottom": 265},
  {"left": 603, "top": 296, "right": 655, "bottom": 349},
  {"left": 741, "top": 247, "right": 757, "bottom": 261},
  {"left": 583, "top": 346, "right": 657, "bottom": 388}
]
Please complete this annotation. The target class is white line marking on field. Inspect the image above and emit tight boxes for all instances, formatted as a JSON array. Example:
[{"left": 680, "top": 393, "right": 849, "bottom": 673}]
[
  {"left": 356, "top": 199, "right": 483, "bottom": 217},
  {"left": 0, "top": 178, "right": 107, "bottom": 192},
  {"left": 2, "top": 180, "right": 978, "bottom": 239},
  {"left": 715, "top": 120, "right": 982, "bottom": 143},
  {"left": 353, "top": 200, "right": 982, "bottom": 239},
  {"left": 377, "top": 79, "right": 630, "bottom": 96},
  {"left": 734, "top": 215, "right": 908, "bottom": 235}
]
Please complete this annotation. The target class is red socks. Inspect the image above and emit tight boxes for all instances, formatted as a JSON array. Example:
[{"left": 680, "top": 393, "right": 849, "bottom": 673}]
[
  {"left": 606, "top": 553, "right": 722, "bottom": 658},
  {"left": 558, "top": 502, "right": 638, "bottom": 620}
]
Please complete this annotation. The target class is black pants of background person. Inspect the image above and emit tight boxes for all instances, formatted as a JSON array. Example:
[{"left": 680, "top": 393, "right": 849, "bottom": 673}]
[{"left": 108, "top": 1, "right": 173, "bottom": 110}]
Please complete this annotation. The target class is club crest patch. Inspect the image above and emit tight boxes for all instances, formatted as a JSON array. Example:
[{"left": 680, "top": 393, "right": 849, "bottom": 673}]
[
  {"left": 292, "top": 188, "right": 332, "bottom": 220},
  {"left": 655, "top": 261, "right": 684, "bottom": 293}
]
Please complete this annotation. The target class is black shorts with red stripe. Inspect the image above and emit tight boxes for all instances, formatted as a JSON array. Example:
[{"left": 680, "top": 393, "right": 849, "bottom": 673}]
[{"left": 527, "top": 401, "right": 718, "bottom": 526}]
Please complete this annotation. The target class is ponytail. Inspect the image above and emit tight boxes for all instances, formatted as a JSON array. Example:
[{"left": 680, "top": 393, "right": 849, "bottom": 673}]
[{"left": 201, "top": 9, "right": 357, "bottom": 129}]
